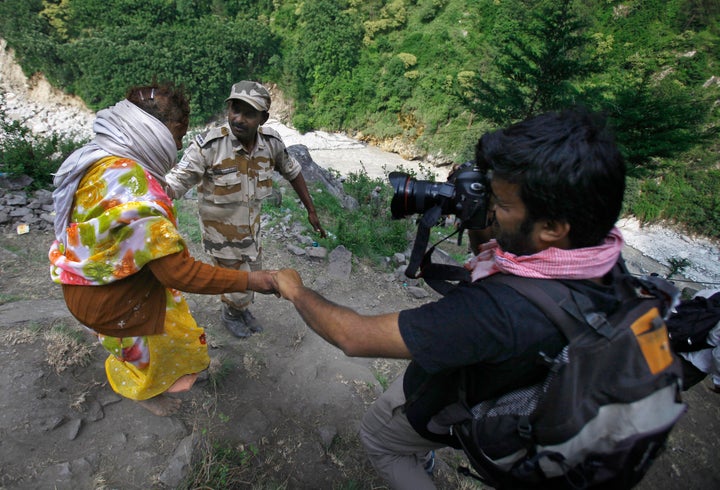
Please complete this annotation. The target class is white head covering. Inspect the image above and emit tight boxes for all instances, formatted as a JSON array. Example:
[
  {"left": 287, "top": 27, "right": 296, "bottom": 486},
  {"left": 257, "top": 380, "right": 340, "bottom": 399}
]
[{"left": 52, "top": 99, "right": 177, "bottom": 241}]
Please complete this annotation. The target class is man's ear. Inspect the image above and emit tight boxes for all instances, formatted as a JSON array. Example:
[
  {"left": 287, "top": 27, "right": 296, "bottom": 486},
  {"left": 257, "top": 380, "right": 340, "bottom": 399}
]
[
  {"left": 538, "top": 219, "right": 571, "bottom": 247},
  {"left": 261, "top": 112, "right": 270, "bottom": 124}
]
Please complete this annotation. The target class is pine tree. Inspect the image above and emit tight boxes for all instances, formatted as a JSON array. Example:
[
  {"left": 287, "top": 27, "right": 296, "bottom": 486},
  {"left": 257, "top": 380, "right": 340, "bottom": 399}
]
[{"left": 459, "top": 0, "right": 597, "bottom": 126}]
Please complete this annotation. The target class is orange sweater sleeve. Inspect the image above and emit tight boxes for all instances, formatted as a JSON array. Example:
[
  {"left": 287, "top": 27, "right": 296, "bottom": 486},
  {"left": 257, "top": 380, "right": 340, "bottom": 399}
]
[
  {"left": 147, "top": 249, "right": 249, "bottom": 293},
  {"left": 62, "top": 250, "right": 250, "bottom": 337}
]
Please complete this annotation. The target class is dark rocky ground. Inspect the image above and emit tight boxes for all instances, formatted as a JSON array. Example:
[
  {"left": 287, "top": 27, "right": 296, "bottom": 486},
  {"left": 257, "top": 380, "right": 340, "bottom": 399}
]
[{"left": 1, "top": 201, "right": 719, "bottom": 489}]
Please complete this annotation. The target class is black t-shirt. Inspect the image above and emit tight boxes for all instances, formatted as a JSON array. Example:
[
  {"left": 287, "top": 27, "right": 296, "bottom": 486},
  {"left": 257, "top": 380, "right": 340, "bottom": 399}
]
[{"left": 398, "top": 275, "right": 619, "bottom": 444}]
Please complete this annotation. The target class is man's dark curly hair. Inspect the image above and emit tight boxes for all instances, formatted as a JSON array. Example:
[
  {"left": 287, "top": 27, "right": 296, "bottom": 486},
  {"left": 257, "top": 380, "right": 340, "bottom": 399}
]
[{"left": 476, "top": 108, "right": 626, "bottom": 248}]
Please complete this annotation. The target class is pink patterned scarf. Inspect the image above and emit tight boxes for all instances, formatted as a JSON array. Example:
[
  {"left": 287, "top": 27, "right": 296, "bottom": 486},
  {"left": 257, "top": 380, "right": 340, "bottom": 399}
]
[{"left": 465, "top": 227, "right": 625, "bottom": 281}]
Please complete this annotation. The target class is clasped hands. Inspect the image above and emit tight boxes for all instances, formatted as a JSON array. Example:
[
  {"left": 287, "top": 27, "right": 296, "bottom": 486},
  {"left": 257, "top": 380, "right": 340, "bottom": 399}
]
[{"left": 247, "top": 268, "right": 304, "bottom": 300}]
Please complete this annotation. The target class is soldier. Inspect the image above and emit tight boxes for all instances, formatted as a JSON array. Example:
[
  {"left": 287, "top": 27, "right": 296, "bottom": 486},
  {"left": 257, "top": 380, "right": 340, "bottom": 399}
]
[{"left": 166, "top": 81, "right": 326, "bottom": 338}]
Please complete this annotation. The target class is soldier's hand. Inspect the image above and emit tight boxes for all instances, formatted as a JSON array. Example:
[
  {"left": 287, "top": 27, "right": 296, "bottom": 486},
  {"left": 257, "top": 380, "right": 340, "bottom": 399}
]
[{"left": 308, "top": 211, "right": 327, "bottom": 238}]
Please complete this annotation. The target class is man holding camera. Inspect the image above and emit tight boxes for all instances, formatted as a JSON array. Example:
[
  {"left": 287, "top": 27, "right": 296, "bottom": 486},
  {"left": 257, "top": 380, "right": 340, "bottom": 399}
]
[{"left": 274, "top": 109, "right": 627, "bottom": 489}]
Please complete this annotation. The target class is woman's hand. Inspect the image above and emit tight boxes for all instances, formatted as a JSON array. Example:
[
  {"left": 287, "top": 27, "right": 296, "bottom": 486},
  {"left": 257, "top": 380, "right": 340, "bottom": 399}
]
[{"left": 247, "top": 270, "right": 279, "bottom": 294}]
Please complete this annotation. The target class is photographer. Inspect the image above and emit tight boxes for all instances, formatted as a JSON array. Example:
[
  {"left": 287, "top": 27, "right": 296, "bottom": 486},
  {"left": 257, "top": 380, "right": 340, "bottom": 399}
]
[{"left": 274, "top": 109, "right": 626, "bottom": 489}]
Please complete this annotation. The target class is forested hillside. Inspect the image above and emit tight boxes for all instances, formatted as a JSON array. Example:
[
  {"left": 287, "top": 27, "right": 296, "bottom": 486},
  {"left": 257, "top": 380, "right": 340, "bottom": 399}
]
[{"left": 1, "top": 0, "right": 719, "bottom": 237}]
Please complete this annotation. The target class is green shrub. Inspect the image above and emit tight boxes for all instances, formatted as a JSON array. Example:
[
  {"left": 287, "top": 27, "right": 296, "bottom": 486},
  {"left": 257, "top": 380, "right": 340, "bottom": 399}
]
[
  {"left": 291, "top": 113, "right": 315, "bottom": 134},
  {"left": 181, "top": 440, "right": 261, "bottom": 489},
  {"left": 262, "top": 170, "right": 415, "bottom": 265},
  {"left": 174, "top": 199, "right": 202, "bottom": 244},
  {"left": 0, "top": 98, "right": 85, "bottom": 190}
]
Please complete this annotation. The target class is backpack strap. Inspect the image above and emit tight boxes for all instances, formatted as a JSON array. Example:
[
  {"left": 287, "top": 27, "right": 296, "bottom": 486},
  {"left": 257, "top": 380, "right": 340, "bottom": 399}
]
[
  {"left": 442, "top": 276, "right": 591, "bottom": 446},
  {"left": 488, "top": 274, "right": 592, "bottom": 341}
]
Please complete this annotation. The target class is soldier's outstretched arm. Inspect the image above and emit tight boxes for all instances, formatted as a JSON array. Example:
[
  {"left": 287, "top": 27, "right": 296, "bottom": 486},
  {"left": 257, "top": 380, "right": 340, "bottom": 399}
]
[{"left": 290, "top": 173, "right": 327, "bottom": 238}]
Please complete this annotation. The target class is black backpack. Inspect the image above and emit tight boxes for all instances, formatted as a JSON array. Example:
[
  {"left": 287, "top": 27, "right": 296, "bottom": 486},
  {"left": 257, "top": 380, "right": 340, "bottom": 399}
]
[
  {"left": 666, "top": 291, "right": 720, "bottom": 353},
  {"left": 427, "top": 267, "right": 686, "bottom": 489}
]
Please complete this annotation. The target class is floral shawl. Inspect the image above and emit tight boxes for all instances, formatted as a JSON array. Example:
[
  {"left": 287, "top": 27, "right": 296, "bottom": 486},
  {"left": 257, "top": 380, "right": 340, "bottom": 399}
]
[{"left": 49, "top": 156, "right": 185, "bottom": 285}]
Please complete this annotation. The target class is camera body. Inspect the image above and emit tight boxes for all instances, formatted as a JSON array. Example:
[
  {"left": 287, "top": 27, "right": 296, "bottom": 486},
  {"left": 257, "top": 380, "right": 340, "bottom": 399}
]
[{"left": 389, "top": 162, "right": 491, "bottom": 230}]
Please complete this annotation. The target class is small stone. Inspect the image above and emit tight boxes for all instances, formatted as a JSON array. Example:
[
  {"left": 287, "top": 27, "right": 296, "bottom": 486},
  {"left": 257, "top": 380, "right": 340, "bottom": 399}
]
[
  {"left": 306, "top": 246, "right": 327, "bottom": 260},
  {"left": 406, "top": 286, "right": 429, "bottom": 299},
  {"left": 65, "top": 418, "right": 82, "bottom": 440},
  {"left": 317, "top": 425, "right": 337, "bottom": 449},
  {"left": 287, "top": 243, "right": 306, "bottom": 255}
]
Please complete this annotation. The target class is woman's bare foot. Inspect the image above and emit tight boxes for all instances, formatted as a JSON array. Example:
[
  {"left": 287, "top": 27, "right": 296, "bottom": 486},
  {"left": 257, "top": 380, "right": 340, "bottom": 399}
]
[
  {"left": 137, "top": 394, "right": 182, "bottom": 416},
  {"left": 167, "top": 373, "right": 198, "bottom": 393}
]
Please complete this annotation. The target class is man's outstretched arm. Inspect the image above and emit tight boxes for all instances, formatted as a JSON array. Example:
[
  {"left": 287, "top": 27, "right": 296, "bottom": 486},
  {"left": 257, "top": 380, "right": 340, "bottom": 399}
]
[
  {"left": 275, "top": 269, "right": 411, "bottom": 359},
  {"left": 289, "top": 173, "right": 327, "bottom": 237}
]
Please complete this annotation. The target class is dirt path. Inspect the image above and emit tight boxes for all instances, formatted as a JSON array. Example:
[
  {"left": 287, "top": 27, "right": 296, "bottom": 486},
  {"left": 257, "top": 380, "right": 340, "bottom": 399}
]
[{"left": 1, "top": 200, "right": 719, "bottom": 489}]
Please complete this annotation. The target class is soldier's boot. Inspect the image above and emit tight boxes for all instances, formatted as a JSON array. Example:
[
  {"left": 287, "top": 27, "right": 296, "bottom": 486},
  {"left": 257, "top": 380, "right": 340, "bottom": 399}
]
[{"left": 221, "top": 304, "right": 263, "bottom": 338}]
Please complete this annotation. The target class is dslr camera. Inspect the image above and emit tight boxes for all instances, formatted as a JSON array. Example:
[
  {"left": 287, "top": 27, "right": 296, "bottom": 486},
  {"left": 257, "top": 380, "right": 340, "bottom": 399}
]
[{"left": 389, "top": 162, "right": 491, "bottom": 231}]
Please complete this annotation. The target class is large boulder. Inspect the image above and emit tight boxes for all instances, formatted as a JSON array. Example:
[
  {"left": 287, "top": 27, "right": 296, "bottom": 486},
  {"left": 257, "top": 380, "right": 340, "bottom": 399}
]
[{"left": 287, "top": 144, "right": 359, "bottom": 211}]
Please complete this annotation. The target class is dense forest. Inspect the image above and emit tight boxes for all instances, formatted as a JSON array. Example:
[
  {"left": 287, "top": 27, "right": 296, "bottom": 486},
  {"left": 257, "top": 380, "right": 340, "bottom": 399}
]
[{"left": 1, "top": 0, "right": 719, "bottom": 237}]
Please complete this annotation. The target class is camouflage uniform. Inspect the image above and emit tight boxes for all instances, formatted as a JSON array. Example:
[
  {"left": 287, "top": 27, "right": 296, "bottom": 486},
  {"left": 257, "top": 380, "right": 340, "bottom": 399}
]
[{"left": 165, "top": 122, "right": 301, "bottom": 309}]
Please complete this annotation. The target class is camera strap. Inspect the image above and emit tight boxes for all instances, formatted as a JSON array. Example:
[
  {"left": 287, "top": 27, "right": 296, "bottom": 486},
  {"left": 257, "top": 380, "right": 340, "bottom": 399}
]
[
  {"left": 421, "top": 251, "right": 471, "bottom": 295},
  {"left": 405, "top": 204, "right": 472, "bottom": 295},
  {"left": 405, "top": 205, "right": 443, "bottom": 279}
]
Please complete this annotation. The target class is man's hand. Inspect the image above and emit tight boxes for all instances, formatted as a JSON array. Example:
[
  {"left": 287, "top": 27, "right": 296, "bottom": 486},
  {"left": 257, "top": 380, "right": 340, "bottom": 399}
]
[
  {"left": 274, "top": 268, "right": 304, "bottom": 301},
  {"left": 308, "top": 211, "right": 327, "bottom": 238},
  {"left": 247, "top": 270, "right": 279, "bottom": 294}
]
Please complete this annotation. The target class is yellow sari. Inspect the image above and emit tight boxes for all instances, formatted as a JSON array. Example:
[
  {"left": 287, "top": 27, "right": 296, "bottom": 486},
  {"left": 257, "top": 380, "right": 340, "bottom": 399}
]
[
  {"left": 99, "top": 289, "right": 209, "bottom": 400},
  {"left": 50, "top": 156, "right": 210, "bottom": 399}
]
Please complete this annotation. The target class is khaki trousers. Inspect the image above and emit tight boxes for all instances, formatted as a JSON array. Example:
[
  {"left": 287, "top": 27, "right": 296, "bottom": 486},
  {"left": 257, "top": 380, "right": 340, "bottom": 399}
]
[
  {"left": 359, "top": 376, "right": 446, "bottom": 490},
  {"left": 214, "top": 250, "right": 262, "bottom": 310}
]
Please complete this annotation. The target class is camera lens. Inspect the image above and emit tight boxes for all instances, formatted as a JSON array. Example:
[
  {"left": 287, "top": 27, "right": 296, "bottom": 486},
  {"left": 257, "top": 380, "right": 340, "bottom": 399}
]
[
  {"left": 389, "top": 172, "right": 414, "bottom": 218},
  {"left": 389, "top": 172, "right": 453, "bottom": 218}
]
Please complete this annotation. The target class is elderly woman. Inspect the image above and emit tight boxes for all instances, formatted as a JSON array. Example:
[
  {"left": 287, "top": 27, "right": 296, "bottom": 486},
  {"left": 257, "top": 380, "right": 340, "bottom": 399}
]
[{"left": 49, "top": 82, "right": 277, "bottom": 416}]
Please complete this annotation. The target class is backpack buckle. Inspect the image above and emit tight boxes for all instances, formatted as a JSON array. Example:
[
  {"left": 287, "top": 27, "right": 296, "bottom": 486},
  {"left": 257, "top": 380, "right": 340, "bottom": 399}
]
[
  {"left": 585, "top": 311, "right": 614, "bottom": 337},
  {"left": 517, "top": 416, "right": 532, "bottom": 440}
]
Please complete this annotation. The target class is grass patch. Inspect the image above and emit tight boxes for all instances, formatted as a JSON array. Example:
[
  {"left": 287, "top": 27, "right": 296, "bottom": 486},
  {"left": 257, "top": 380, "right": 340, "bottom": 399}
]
[
  {"left": 264, "top": 170, "right": 418, "bottom": 266},
  {"left": 373, "top": 372, "right": 389, "bottom": 391},
  {"left": 207, "top": 355, "right": 234, "bottom": 390},
  {"left": 0, "top": 326, "right": 42, "bottom": 345},
  {"left": 181, "top": 440, "right": 270, "bottom": 490},
  {"left": 624, "top": 164, "right": 720, "bottom": 239},
  {"left": 44, "top": 324, "right": 94, "bottom": 374},
  {"left": 0, "top": 323, "right": 94, "bottom": 374},
  {"left": 0, "top": 293, "right": 24, "bottom": 305},
  {"left": 667, "top": 256, "right": 692, "bottom": 280},
  {"left": 0, "top": 96, "right": 87, "bottom": 191},
  {"left": 175, "top": 198, "right": 202, "bottom": 243},
  {"left": 370, "top": 358, "right": 408, "bottom": 392}
]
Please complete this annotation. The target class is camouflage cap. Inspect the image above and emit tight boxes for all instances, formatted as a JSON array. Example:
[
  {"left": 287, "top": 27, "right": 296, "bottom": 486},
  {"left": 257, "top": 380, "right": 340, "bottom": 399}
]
[{"left": 225, "top": 81, "right": 271, "bottom": 112}]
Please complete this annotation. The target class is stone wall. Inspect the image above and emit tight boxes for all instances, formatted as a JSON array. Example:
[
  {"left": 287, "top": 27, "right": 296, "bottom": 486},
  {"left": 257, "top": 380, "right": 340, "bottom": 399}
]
[{"left": 0, "top": 178, "right": 55, "bottom": 233}]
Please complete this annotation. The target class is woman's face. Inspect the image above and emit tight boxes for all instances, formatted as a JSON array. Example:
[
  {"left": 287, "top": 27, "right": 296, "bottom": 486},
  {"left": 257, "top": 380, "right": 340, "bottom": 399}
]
[{"left": 166, "top": 120, "right": 188, "bottom": 150}]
